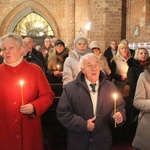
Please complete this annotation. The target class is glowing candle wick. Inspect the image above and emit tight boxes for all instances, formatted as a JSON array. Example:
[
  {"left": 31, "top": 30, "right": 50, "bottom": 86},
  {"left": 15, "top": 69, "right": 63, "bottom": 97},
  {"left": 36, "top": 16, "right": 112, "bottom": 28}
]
[
  {"left": 19, "top": 80, "right": 24, "bottom": 105},
  {"left": 57, "top": 65, "right": 60, "bottom": 71}
]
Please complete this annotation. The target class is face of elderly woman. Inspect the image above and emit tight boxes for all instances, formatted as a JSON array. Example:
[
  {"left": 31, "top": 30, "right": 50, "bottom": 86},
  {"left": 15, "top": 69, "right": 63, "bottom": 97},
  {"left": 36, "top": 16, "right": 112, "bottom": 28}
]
[
  {"left": 1, "top": 38, "right": 23, "bottom": 64},
  {"left": 81, "top": 56, "right": 101, "bottom": 83},
  {"left": 75, "top": 39, "right": 88, "bottom": 52}
]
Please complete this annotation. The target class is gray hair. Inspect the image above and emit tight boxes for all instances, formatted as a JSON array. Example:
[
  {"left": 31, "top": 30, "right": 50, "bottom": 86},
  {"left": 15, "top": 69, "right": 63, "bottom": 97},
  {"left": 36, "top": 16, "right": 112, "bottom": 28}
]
[
  {"left": 0, "top": 33, "right": 23, "bottom": 48},
  {"left": 80, "top": 53, "right": 100, "bottom": 68}
]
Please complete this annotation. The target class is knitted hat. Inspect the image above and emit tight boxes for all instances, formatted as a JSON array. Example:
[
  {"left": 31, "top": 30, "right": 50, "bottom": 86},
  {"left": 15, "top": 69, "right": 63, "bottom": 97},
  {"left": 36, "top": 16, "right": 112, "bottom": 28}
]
[
  {"left": 89, "top": 41, "right": 100, "bottom": 50},
  {"left": 55, "top": 40, "right": 65, "bottom": 47},
  {"left": 73, "top": 36, "right": 88, "bottom": 46}
]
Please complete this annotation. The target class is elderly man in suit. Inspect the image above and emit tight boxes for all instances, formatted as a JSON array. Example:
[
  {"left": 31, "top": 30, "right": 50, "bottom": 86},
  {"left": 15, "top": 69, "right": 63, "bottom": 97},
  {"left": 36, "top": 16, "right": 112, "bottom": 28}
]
[{"left": 57, "top": 53, "right": 126, "bottom": 150}]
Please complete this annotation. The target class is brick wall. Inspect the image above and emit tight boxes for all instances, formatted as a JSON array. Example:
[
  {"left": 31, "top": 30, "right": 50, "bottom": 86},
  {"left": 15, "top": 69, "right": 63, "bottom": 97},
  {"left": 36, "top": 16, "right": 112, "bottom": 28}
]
[
  {"left": 0, "top": 0, "right": 149, "bottom": 50},
  {"left": 0, "top": 0, "right": 90, "bottom": 46},
  {"left": 126, "top": 0, "right": 150, "bottom": 43},
  {"left": 89, "top": 0, "right": 122, "bottom": 52}
]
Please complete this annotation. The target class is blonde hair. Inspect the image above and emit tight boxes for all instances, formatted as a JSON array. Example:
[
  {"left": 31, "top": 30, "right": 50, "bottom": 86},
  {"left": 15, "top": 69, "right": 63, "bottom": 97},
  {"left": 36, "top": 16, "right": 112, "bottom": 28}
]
[
  {"left": 114, "top": 42, "right": 131, "bottom": 59},
  {"left": 47, "top": 48, "right": 57, "bottom": 70},
  {"left": 134, "top": 47, "right": 148, "bottom": 59}
]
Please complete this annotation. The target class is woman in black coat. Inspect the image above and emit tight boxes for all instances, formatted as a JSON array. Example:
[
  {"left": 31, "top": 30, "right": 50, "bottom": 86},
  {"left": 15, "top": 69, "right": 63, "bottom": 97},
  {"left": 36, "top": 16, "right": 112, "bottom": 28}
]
[
  {"left": 127, "top": 47, "right": 149, "bottom": 134},
  {"left": 46, "top": 40, "right": 69, "bottom": 83}
]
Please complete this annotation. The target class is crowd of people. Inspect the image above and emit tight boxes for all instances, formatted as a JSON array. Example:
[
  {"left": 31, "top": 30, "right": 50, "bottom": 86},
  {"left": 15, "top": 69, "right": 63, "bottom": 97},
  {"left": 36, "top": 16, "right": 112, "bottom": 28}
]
[{"left": 0, "top": 32, "right": 149, "bottom": 150}]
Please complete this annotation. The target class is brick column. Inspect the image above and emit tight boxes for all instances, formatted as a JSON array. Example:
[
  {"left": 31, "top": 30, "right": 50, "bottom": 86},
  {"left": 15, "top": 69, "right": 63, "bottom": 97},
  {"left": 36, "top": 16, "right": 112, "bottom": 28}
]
[{"left": 89, "top": 0, "right": 122, "bottom": 52}]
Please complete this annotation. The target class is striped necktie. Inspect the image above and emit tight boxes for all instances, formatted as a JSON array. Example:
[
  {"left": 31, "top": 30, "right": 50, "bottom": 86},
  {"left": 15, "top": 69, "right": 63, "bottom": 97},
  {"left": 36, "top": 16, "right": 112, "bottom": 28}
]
[{"left": 90, "top": 83, "right": 96, "bottom": 92}]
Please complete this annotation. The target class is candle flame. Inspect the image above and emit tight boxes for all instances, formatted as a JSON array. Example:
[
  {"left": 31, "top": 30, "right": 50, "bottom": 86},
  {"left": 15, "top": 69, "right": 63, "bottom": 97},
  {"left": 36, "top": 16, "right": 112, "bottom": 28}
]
[
  {"left": 19, "top": 80, "right": 24, "bottom": 87},
  {"left": 113, "top": 93, "right": 117, "bottom": 100},
  {"left": 57, "top": 64, "right": 60, "bottom": 69}
]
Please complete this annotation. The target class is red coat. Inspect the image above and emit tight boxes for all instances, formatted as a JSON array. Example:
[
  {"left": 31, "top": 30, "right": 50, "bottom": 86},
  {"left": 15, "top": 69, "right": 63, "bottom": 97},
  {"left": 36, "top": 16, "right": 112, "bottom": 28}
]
[{"left": 0, "top": 59, "right": 54, "bottom": 150}]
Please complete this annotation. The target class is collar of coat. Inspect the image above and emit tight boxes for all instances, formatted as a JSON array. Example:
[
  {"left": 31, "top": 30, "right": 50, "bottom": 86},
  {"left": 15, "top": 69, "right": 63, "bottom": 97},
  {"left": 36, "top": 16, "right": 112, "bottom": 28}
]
[{"left": 127, "top": 57, "right": 143, "bottom": 68}]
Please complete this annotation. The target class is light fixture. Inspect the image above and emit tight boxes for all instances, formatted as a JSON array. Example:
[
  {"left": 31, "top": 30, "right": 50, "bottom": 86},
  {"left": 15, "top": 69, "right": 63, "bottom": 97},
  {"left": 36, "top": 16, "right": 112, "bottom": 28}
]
[
  {"left": 34, "top": 22, "right": 43, "bottom": 28},
  {"left": 85, "top": 22, "right": 91, "bottom": 31},
  {"left": 79, "top": 28, "right": 84, "bottom": 35}
]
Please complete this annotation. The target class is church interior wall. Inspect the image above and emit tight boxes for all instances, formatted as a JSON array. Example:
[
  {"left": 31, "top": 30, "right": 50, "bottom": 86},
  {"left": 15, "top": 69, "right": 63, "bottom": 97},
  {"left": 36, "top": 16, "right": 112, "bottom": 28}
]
[{"left": 0, "top": 0, "right": 149, "bottom": 51}]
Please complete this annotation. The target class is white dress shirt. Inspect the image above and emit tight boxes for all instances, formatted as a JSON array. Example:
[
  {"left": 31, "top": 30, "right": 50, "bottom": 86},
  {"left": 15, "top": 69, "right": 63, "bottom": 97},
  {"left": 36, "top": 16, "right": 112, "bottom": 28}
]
[{"left": 85, "top": 78, "right": 99, "bottom": 116}]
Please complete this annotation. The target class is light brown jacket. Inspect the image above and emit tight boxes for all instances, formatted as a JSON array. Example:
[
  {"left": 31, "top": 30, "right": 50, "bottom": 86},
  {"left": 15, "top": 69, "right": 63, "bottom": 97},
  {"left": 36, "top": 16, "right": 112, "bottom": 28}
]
[{"left": 133, "top": 70, "right": 150, "bottom": 150}]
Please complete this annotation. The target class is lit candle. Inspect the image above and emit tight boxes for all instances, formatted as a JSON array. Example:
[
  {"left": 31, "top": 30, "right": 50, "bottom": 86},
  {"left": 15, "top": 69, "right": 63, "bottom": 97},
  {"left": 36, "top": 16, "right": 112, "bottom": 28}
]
[
  {"left": 56, "top": 64, "right": 60, "bottom": 71},
  {"left": 113, "top": 93, "right": 117, "bottom": 128},
  {"left": 19, "top": 80, "right": 24, "bottom": 105}
]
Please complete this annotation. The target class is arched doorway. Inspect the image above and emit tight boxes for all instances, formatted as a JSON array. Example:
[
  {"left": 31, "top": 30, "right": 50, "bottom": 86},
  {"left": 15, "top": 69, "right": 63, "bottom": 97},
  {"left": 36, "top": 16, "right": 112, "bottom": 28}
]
[{"left": 0, "top": 1, "right": 60, "bottom": 45}]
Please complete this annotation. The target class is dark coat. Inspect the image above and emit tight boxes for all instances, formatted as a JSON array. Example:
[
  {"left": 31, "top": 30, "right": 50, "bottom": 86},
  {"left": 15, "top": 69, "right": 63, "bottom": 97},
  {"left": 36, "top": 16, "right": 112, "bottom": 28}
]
[
  {"left": 104, "top": 47, "right": 117, "bottom": 67},
  {"left": 24, "top": 51, "right": 45, "bottom": 72},
  {"left": 129, "top": 48, "right": 135, "bottom": 57},
  {"left": 32, "top": 48, "right": 47, "bottom": 71},
  {"left": 127, "top": 57, "right": 145, "bottom": 99},
  {"left": 47, "top": 48, "right": 69, "bottom": 83},
  {"left": 57, "top": 71, "right": 126, "bottom": 150},
  {"left": 127, "top": 58, "right": 144, "bottom": 122},
  {"left": 0, "top": 55, "right": 3, "bottom": 64},
  {"left": 109, "top": 59, "right": 122, "bottom": 81}
]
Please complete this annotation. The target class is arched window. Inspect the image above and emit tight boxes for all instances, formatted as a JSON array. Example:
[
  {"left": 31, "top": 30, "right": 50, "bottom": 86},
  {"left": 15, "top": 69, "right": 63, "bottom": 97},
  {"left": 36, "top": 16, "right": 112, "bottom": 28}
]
[{"left": 14, "top": 13, "right": 54, "bottom": 37}]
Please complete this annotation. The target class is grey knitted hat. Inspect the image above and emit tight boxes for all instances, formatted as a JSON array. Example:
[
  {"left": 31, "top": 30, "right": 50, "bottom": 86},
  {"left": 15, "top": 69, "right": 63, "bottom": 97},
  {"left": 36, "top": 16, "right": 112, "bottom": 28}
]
[{"left": 73, "top": 36, "right": 88, "bottom": 46}]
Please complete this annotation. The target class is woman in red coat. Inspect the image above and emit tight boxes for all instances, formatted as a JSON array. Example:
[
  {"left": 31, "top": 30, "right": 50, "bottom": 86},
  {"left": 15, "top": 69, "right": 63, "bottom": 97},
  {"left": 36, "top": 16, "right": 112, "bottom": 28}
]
[{"left": 0, "top": 33, "right": 54, "bottom": 150}]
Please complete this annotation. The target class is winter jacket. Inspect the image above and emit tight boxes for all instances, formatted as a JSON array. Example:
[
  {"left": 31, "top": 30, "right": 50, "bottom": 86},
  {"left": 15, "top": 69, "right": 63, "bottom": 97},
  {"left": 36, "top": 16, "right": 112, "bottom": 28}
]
[
  {"left": 133, "top": 70, "right": 150, "bottom": 150},
  {"left": 127, "top": 57, "right": 145, "bottom": 99},
  {"left": 62, "top": 50, "right": 82, "bottom": 86},
  {"left": 57, "top": 71, "right": 126, "bottom": 150},
  {"left": 104, "top": 47, "right": 117, "bottom": 67},
  {"left": 47, "top": 48, "right": 69, "bottom": 83},
  {"left": 0, "top": 59, "right": 54, "bottom": 150}
]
